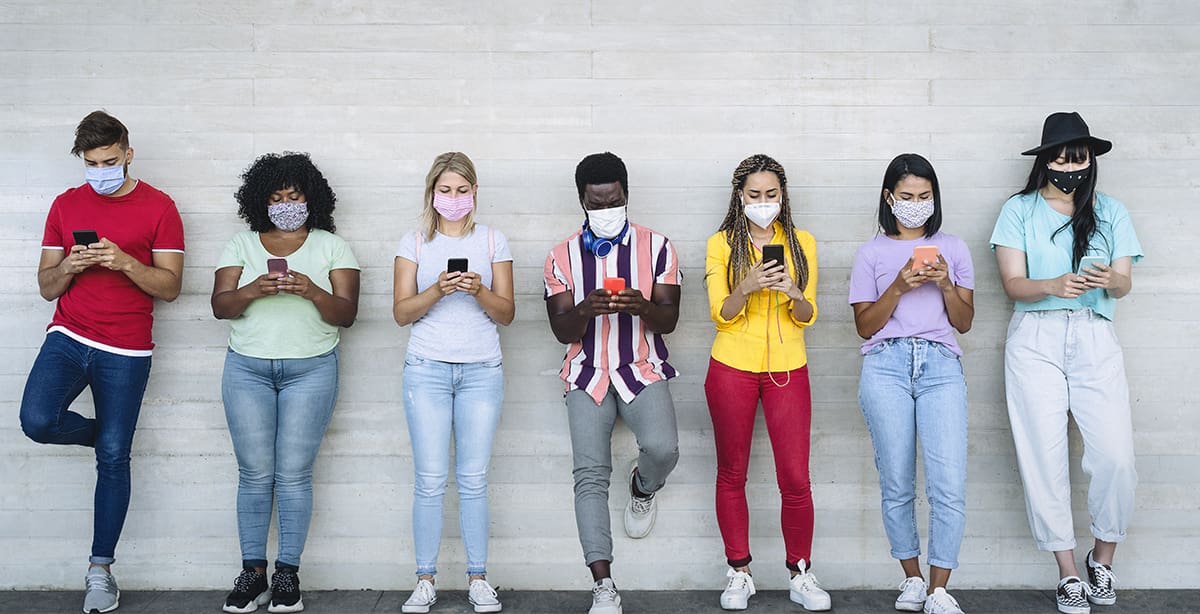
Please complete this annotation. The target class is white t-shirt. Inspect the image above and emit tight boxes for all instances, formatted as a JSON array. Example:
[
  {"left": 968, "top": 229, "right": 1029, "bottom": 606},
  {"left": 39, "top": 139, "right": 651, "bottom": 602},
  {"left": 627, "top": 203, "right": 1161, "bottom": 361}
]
[{"left": 395, "top": 224, "right": 513, "bottom": 363}]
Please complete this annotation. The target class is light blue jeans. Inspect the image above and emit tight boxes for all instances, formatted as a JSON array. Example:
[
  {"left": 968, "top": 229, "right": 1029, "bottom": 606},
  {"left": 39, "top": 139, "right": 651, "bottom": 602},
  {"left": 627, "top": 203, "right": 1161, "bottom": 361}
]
[
  {"left": 222, "top": 348, "right": 339, "bottom": 569},
  {"left": 858, "top": 337, "right": 968, "bottom": 570},
  {"left": 402, "top": 354, "right": 504, "bottom": 577}
]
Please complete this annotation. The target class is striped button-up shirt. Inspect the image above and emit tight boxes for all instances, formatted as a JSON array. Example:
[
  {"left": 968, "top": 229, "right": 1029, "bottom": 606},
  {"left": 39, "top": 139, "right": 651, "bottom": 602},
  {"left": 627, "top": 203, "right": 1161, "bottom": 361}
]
[{"left": 543, "top": 223, "right": 681, "bottom": 404}]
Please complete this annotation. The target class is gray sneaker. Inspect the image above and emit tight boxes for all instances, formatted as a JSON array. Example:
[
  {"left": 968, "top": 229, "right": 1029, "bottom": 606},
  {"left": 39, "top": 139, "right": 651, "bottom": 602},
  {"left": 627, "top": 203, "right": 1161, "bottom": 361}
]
[{"left": 83, "top": 567, "right": 120, "bottom": 613}]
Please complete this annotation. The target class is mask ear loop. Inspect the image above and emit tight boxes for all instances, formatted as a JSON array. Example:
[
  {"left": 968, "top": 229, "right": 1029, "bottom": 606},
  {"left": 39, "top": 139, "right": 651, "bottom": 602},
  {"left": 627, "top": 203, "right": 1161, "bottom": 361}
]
[{"left": 765, "top": 288, "right": 791, "bottom": 388}]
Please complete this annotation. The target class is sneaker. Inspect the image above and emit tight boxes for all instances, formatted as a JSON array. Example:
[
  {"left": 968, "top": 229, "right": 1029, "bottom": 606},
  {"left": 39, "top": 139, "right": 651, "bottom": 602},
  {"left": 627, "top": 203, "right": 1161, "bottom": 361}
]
[
  {"left": 788, "top": 562, "right": 831, "bottom": 611},
  {"left": 468, "top": 578, "right": 502, "bottom": 613},
  {"left": 589, "top": 577, "right": 622, "bottom": 614},
  {"left": 1086, "top": 550, "right": 1117, "bottom": 606},
  {"left": 401, "top": 578, "right": 437, "bottom": 613},
  {"left": 1057, "top": 577, "right": 1091, "bottom": 614},
  {"left": 83, "top": 566, "right": 120, "bottom": 614},
  {"left": 267, "top": 565, "right": 303, "bottom": 613},
  {"left": 895, "top": 576, "right": 927, "bottom": 612},
  {"left": 923, "top": 587, "right": 964, "bottom": 614},
  {"left": 623, "top": 464, "right": 657, "bottom": 539},
  {"left": 719, "top": 568, "right": 756, "bottom": 610},
  {"left": 223, "top": 566, "right": 271, "bottom": 613}
]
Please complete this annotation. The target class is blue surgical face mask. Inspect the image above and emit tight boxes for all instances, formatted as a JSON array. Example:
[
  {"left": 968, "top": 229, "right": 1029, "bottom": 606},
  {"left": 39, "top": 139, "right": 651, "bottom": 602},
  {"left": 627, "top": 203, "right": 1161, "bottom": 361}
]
[{"left": 85, "top": 164, "right": 126, "bottom": 195}]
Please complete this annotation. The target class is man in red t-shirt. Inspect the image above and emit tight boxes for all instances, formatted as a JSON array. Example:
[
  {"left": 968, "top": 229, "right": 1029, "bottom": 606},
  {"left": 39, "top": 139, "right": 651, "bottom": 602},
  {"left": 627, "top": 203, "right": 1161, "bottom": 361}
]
[{"left": 18, "top": 111, "right": 185, "bottom": 614}]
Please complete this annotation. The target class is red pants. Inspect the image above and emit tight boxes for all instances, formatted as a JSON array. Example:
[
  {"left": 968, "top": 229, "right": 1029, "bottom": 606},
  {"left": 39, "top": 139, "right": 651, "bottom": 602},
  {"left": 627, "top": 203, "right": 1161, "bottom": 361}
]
[{"left": 704, "top": 357, "right": 814, "bottom": 570}]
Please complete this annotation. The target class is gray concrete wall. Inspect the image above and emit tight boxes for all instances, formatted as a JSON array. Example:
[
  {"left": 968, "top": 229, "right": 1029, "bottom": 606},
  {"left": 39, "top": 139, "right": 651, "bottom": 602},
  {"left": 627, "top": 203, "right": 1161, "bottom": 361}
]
[{"left": 2, "top": 0, "right": 1197, "bottom": 591}]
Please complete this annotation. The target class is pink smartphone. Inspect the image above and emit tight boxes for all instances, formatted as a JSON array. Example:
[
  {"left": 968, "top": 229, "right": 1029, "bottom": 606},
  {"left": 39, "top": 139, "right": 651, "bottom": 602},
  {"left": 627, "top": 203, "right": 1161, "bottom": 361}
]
[
  {"left": 267, "top": 258, "right": 288, "bottom": 277},
  {"left": 603, "top": 277, "right": 626, "bottom": 293},
  {"left": 911, "top": 245, "right": 939, "bottom": 271}
]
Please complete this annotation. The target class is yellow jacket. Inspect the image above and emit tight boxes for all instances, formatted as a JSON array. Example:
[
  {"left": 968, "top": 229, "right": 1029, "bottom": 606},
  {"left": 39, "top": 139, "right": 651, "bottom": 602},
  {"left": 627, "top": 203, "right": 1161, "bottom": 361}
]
[{"left": 705, "top": 223, "right": 818, "bottom": 373}]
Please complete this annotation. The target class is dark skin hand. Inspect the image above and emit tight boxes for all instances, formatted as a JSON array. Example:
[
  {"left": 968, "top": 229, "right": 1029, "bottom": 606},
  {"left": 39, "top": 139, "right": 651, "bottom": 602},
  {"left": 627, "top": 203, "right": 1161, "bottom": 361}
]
[{"left": 546, "top": 283, "right": 680, "bottom": 344}]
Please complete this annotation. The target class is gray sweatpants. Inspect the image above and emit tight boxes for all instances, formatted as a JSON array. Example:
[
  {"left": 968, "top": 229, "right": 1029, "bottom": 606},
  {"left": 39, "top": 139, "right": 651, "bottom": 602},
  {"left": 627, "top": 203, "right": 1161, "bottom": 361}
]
[{"left": 566, "top": 380, "right": 680, "bottom": 565}]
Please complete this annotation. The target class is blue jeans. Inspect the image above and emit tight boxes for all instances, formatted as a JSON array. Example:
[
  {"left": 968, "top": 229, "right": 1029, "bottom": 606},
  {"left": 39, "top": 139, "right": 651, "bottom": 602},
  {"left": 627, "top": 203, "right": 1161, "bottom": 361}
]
[
  {"left": 222, "top": 348, "right": 339, "bottom": 569},
  {"left": 19, "top": 331, "right": 152, "bottom": 565},
  {"left": 402, "top": 355, "right": 504, "bottom": 577},
  {"left": 858, "top": 337, "right": 968, "bottom": 569}
]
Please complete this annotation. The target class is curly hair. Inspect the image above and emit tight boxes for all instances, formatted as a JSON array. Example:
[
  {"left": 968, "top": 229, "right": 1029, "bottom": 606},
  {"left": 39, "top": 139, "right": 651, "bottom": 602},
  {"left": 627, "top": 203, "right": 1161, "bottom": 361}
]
[
  {"left": 235, "top": 152, "right": 337, "bottom": 232},
  {"left": 717, "top": 154, "right": 809, "bottom": 292},
  {"left": 574, "top": 152, "right": 628, "bottom": 202}
]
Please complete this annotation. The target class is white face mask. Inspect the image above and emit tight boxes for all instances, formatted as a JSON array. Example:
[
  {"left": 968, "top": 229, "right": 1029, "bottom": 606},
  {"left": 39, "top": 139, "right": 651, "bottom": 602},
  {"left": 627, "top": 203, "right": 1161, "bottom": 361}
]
[
  {"left": 744, "top": 201, "right": 781, "bottom": 229},
  {"left": 890, "top": 196, "right": 935, "bottom": 229},
  {"left": 586, "top": 205, "right": 628, "bottom": 239}
]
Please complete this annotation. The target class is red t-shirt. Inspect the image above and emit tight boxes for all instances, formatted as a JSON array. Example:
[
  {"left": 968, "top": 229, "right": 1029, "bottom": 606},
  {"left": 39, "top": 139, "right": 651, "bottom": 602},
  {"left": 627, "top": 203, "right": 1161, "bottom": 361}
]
[{"left": 41, "top": 181, "right": 185, "bottom": 352}]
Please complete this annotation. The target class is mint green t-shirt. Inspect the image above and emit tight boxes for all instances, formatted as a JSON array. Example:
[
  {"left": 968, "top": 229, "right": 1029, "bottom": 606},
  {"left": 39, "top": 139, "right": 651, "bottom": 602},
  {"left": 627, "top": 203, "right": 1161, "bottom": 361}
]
[
  {"left": 217, "top": 229, "right": 360, "bottom": 359},
  {"left": 989, "top": 191, "right": 1142, "bottom": 321}
]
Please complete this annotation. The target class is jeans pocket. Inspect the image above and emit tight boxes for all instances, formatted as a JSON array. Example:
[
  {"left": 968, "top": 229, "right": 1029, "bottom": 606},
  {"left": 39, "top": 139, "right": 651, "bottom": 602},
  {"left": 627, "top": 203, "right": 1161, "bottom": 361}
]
[
  {"left": 404, "top": 355, "right": 426, "bottom": 367},
  {"left": 863, "top": 341, "right": 889, "bottom": 357},
  {"left": 933, "top": 342, "right": 960, "bottom": 360},
  {"left": 480, "top": 359, "right": 502, "bottom": 368},
  {"left": 1005, "top": 311, "right": 1029, "bottom": 342}
]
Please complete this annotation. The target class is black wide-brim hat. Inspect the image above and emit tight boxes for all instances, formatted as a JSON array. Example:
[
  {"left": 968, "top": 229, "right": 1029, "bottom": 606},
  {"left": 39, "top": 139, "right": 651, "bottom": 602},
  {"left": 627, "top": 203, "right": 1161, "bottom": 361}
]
[{"left": 1021, "top": 111, "right": 1113, "bottom": 157}]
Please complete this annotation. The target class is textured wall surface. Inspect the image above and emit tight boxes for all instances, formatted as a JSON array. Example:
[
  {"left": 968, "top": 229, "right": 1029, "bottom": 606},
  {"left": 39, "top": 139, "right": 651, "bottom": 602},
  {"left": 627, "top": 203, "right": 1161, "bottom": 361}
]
[{"left": 2, "top": 0, "right": 1198, "bottom": 591}]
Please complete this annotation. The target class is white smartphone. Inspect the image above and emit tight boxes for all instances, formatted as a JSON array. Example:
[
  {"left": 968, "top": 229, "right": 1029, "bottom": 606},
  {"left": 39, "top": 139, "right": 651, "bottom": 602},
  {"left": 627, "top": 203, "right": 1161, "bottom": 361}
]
[{"left": 1076, "top": 255, "right": 1107, "bottom": 276}]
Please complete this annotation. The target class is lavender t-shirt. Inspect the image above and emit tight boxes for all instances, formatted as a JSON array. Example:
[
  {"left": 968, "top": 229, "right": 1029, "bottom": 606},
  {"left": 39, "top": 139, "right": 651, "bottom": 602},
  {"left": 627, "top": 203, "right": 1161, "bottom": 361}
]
[{"left": 848, "top": 232, "right": 974, "bottom": 356}]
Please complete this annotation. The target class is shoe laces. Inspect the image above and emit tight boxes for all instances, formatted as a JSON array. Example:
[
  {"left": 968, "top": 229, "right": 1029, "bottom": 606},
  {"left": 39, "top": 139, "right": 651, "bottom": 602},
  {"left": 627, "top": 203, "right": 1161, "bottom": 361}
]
[
  {"left": 271, "top": 569, "right": 299, "bottom": 593},
  {"left": 926, "top": 590, "right": 962, "bottom": 614},
  {"left": 470, "top": 578, "right": 497, "bottom": 601},
  {"left": 85, "top": 571, "right": 113, "bottom": 592},
  {"left": 1059, "top": 578, "right": 1090, "bottom": 603},
  {"left": 409, "top": 579, "right": 435, "bottom": 603},
  {"left": 592, "top": 579, "right": 618, "bottom": 603},
  {"left": 233, "top": 568, "right": 262, "bottom": 593},
  {"left": 1089, "top": 563, "right": 1117, "bottom": 589},
  {"left": 630, "top": 492, "right": 655, "bottom": 514},
  {"left": 725, "top": 569, "right": 751, "bottom": 591},
  {"left": 793, "top": 569, "right": 822, "bottom": 591},
  {"left": 898, "top": 576, "right": 925, "bottom": 594}
]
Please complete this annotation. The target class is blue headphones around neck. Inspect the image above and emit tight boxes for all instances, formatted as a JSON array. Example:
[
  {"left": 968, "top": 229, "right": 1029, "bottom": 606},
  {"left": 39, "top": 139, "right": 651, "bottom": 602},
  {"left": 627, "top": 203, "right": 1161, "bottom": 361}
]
[{"left": 581, "top": 220, "right": 630, "bottom": 258}]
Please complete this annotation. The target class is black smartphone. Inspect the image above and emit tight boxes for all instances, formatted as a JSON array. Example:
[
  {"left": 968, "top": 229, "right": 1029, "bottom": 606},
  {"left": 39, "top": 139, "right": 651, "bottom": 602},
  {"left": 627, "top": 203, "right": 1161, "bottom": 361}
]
[
  {"left": 762, "top": 244, "right": 785, "bottom": 269},
  {"left": 72, "top": 229, "right": 99, "bottom": 247},
  {"left": 447, "top": 258, "right": 468, "bottom": 274}
]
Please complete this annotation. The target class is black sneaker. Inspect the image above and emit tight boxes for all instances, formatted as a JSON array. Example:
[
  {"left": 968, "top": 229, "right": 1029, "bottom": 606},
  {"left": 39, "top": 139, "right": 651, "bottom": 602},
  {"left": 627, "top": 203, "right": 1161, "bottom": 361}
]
[
  {"left": 1086, "top": 550, "right": 1118, "bottom": 606},
  {"left": 1056, "top": 576, "right": 1091, "bottom": 614},
  {"left": 268, "top": 565, "right": 304, "bottom": 613},
  {"left": 223, "top": 566, "right": 270, "bottom": 613}
]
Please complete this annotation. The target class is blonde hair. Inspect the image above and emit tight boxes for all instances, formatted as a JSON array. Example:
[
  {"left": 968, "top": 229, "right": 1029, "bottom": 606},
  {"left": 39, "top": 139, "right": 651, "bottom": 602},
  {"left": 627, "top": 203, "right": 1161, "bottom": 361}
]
[{"left": 421, "top": 151, "right": 479, "bottom": 240}]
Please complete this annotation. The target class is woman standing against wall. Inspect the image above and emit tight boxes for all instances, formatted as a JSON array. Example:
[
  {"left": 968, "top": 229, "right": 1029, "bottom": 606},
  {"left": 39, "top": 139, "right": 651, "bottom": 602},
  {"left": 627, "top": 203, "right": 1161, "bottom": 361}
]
[
  {"left": 213, "top": 152, "right": 361, "bottom": 613},
  {"left": 849, "top": 154, "right": 973, "bottom": 614},
  {"left": 704, "top": 154, "right": 829, "bottom": 612},
  {"left": 393, "top": 152, "right": 515, "bottom": 614},
  {"left": 991, "top": 113, "right": 1141, "bottom": 614}
]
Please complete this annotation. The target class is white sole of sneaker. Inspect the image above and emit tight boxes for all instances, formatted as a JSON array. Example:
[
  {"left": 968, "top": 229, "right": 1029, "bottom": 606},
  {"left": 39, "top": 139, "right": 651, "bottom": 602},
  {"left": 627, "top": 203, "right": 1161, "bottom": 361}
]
[
  {"left": 471, "top": 599, "right": 502, "bottom": 613},
  {"left": 719, "top": 596, "right": 750, "bottom": 610},
  {"left": 83, "top": 594, "right": 120, "bottom": 614},
  {"left": 790, "top": 591, "right": 831, "bottom": 612},
  {"left": 267, "top": 597, "right": 304, "bottom": 613},
  {"left": 223, "top": 589, "right": 272, "bottom": 613},
  {"left": 1057, "top": 603, "right": 1090, "bottom": 614},
  {"left": 895, "top": 599, "right": 924, "bottom": 612},
  {"left": 401, "top": 598, "right": 435, "bottom": 614},
  {"left": 1088, "top": 595, "right": 1116, "bottom": 606}
]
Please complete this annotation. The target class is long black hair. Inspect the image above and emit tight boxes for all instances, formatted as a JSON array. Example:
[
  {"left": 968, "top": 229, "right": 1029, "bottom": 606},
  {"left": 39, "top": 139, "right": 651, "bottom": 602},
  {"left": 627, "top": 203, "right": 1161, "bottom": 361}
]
[
  {"left": 878, "top": 153, "right": 942, "bottom": 238},
  {"left": 235, "top": 152, "right": 337, "bottom": 232},
  {"left": 1018, "top": 141, "right": 1100, "bottom": 269}
]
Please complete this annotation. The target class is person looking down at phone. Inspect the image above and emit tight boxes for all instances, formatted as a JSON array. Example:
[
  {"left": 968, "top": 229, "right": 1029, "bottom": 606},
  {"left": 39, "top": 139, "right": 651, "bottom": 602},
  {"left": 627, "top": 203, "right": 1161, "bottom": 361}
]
[
  {"left": 990, "top": 112, "right": 1142, "bottom": 614},
  {"left": 211, "top": 152, "right": 360, "bottom": 614},
  {"left": 392, "top": 152, "right": 513, "bottom": 614},
  {"left": 848, "top": 153, "right": 974, "bottom": 614},
  {"left": 19, "top": 110, "right": 185, "bottom": 614},
  {"left": 542, "top": 152, "right": 681, "bottom": 614},
  {"left": 703, "top": 154, "right": 828, "bottom": 612}
]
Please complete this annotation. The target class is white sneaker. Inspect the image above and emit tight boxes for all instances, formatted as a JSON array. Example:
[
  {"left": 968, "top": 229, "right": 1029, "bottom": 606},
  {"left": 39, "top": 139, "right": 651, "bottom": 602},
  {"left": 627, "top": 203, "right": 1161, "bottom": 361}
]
[
  {"left": 468, "top": 578, "right": 502, "bottom": 613},
  {"left": 1056, "top": 577, "right": 1091, "bottom": 614},
  {"left": 788, "top": 562, "right": 831, "bottom": 611},
  {"left": 623, "top": 464, "right": 657, "bottom": 539},
  {"left": 401, "top": 578, "right": 437, "bottom": 613},
  {"left": 719, "top": 568, "right": 755, "bottom": 610},
  {"left": 923, "top": 587, "right": 964, "bottom": 614},
  {"left": 895, "top": 576, "right": 927, "bottom": 612},
  {"left": 589, "top": 577, "right": 622, "bottom": 614}
]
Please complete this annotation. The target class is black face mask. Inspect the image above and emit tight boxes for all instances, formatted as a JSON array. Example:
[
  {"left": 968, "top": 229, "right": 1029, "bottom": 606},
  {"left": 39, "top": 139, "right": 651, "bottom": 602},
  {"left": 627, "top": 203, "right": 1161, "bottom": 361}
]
[{"left": 1046, "top": 166, "right": 1091, "bottom": 195}]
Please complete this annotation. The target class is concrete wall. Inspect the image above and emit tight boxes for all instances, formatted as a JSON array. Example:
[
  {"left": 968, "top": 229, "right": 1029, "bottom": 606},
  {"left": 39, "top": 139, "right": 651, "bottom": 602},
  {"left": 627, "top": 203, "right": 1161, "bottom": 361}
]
[{"left": 2, "top": 0, "right": 1197, "bottom": 591}]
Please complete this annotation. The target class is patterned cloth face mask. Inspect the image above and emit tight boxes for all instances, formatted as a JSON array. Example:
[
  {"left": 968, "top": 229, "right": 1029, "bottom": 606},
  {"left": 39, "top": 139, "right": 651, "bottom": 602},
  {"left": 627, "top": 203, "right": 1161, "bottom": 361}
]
[
  {"left": 268, "top": 201, "right": 309, "bottom": 232},
  {"left": 890, "top": 197, "right": 935, "bottom": 229}
]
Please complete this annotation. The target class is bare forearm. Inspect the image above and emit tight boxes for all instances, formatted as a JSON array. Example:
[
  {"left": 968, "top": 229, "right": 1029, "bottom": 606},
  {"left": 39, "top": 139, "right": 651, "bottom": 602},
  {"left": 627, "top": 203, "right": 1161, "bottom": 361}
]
[
  {"left": 719, "top": 289, "right": 749, "bottom": 322},
  {"left": 790, "top": 295, "right": 814, "bottom": 324},
  {"left": 393, "top": 285, "right": 442, "bottom": 326},
  {"left": 942, "top": 287, "right": 974, "bottom": 334},
  {"left": 549, "top": 304, "right": 593, "bottom": 344},
  {"left": 37, "top": 264, "right": 74, "bottom": 301},
  {"left": 639, "top": 302, "right": 679, "bottom": 334},
  {"left": 124, "top": 259, "right": 182, "bottom": 301},
  {"left": 854, "top": 290, "right": 902, "bottom": 339},
  {"left": 311, "top": 287, "right": 358, "bottom": 327},
  {"left": 474, "top": 286, "right": 515, "bottom": 326},
  {"left": 1001, "top": 276, "right": 1052, "bottom": 303},
  {"left": 1106, "top": 272, "right": 1132, "bottom": 299},
  {"left": 212, "top": 285, "right": 259, "bottom": 319}
]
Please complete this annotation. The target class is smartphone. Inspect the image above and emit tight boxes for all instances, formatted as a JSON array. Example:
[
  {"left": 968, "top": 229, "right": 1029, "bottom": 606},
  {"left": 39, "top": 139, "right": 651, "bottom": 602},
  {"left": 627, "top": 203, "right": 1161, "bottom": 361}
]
[
  {"left": 72, "top": 230, "right": 99, "bottom": 247},
  {"left": 911, "top": 245, "right": 940, "bottom": 271},
  {"left": 1076, "top": 255, "right": 1106, "bottom": 276},
  {"left": 267, "top": 258, "right": 288, "bottom": 277},
  {"left": 447, "top": 258, "right": 469, "bottom": 274},
  {"left": 603, "top": 277, "right": 626, "bottom": 293},
  {"left": 761, "top": 244, "right": 785, "bottom": 269}
]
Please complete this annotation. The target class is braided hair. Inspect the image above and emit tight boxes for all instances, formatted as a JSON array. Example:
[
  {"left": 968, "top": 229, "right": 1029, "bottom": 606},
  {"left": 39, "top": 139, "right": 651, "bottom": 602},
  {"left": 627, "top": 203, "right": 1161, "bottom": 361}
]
[{"left": 717, "top": 154, "right": 809, "bottom": 292}]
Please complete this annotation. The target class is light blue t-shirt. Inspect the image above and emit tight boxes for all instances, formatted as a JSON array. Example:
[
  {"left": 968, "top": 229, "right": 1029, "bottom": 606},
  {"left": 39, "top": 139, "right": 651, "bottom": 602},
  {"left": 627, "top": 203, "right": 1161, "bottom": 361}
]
[
  {"left": 396, "top": 224, "right": 513, "bottom": 363},
  {"left": 989, "top": 191, "right": 1142, "bottom": 321}
]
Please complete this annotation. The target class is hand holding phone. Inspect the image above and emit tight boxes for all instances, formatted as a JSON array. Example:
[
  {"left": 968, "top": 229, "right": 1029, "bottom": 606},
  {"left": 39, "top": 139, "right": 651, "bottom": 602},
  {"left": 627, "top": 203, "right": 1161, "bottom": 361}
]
[
  {"left": 72, "top": 230, "right": 100, "bottom": 248},
  {"left": 267, "top": 258, "right": 288, "bottom": 278},
  {"left": 1076, "top": 255, "right": 1106, "bottom": 277},
  {"left": 761, "top": 244, "right": 785, "bottom": 271},
  {"left": 911, "top": 245, "right": 940, "bottom": 271},
  {"left": 447, "top": 258, "right": 469, "bottom": 274}
]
